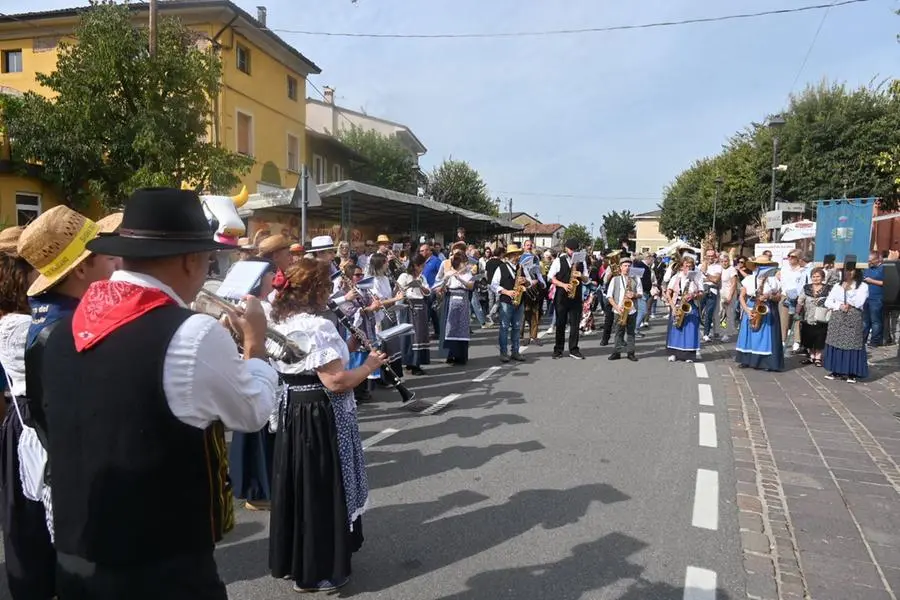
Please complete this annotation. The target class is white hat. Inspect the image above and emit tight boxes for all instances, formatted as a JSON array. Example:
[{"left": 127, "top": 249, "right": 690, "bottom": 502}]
[{"left": 309, "top": 235, "right": 336, "bottom": 252}]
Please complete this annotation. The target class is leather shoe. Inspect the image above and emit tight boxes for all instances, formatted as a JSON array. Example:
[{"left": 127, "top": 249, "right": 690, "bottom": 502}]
[
  {"left": 608, "top": 353, "right": 621, "bottom": 361},
  {"left": 627, "top": 353, "right": 638, "bottom": 362}
]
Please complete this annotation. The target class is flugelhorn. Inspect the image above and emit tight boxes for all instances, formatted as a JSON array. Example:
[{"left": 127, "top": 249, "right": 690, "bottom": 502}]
[{"left": 193, "top": 289, "right": 308, "bottom": 363}]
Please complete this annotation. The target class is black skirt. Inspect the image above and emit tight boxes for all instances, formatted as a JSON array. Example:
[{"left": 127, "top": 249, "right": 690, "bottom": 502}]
[
  {"left": 800, "top": 321, "right": 828, "bottom": 351},
  {"left": 268, "top": 377, "right": 363, "bottom": 586},
  {"left": 0, "top": 400, "right": 56, "bottom": 599}
]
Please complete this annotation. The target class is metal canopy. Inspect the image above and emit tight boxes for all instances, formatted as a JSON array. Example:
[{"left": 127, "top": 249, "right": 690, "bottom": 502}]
[{"left": 239, "top": 179, "right": 522, "bottom": 236}]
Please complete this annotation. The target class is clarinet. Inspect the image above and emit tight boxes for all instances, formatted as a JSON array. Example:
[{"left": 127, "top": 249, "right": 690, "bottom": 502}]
[{"left": 327, "top": 300, "right": 415, "bottom": 404}]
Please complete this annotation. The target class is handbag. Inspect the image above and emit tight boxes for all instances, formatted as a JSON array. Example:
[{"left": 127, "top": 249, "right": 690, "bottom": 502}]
[
  {"left": 813, "top": 305, "right": 831, "bottom": 324},
  {"left": 4, "top": 371, "right": 47, "bottom": 503}
]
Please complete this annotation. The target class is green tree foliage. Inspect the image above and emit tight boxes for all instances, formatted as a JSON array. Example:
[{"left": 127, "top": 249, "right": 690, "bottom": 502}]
[
  {"left": 338, "top": 126, "right": 419, "bottom": 194},
  {"left": 660, "top": 81, "right": 900, "bottom": 245},
  {"left": 601, "top": 210, "right": 636, "bottom": 249},
  {"left": 562, "top": 223, "right": 592, "bottom": 248},
  {"left": 426, "top": 159, "right": 498, "bottom": 216},
  {"left": 0, "top": 1, "right": 251, "bottom": 210}
]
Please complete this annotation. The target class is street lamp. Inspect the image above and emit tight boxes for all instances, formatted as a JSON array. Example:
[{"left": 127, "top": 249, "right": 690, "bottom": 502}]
[
  {"left": 767, "top": 114, "right": 786, "bottom": 241},
  {"left": 713, "top": 177, "right": 724, "bottom": 246}
]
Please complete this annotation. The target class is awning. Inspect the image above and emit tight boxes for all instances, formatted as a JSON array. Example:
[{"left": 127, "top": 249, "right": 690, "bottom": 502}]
[
  {"left": 239, "top": 179, "right": 522, "bottom": 236},
  {"left": 658, "top": 240, "right": 701, "bottom": 257}
]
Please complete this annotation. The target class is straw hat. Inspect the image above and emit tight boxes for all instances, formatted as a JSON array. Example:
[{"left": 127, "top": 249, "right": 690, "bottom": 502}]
[
  {"left": 17, "top": 205, "right": 119, "bottom": 297},
  {"left": 289, "top": 243, "right": 304, "bottom": 253},
  {"left": 258, "top": 234, "right": 291, "bottom": 256},
  {"left": 95, "top": 212, "right": 123, "bottom": 233},
  {"left": 0, "top": 226, "right": 25, "bottom": 255},
  {"left": 237, "top": 237, "right": 255, "bottom": 250},
  {"left": 505, "top": 243, "right": 524, "bottom": 256},
  {"left": 376, "top": 234, "right": 390, "bottom": 244},
  {"left": 746, "top": 255, "right": 776, "bottom": 269}
]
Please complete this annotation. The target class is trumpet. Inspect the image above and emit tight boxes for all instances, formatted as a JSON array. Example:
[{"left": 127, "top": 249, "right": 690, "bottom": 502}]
[{"left": 193, "top": 289, "right": 307, "bottom": 363}]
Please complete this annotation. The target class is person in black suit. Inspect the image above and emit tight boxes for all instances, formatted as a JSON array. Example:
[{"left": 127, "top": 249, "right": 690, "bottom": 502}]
[{"left": 548, "top": 239, "right": 588, "bottom": 360}]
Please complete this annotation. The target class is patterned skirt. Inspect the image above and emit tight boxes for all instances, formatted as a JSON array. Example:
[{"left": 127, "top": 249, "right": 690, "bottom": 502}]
[
  {"left": 441, "top": 289, "right": 470, "bottom": 364},
  {"left": 269, "top": 376, "right": 367, "bottom": 585},
  {"left": 399, "top": 298, "right": 431, "bottom": 367}
]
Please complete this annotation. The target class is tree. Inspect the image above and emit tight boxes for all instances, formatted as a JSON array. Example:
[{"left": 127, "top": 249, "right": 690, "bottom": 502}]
[
  {"left": 0, "top": 1, "right": 251, "bottom": 210},
  {"left": 338, "top": 126, "right": 419, "bottom": 194},
  {"left": 601, "top": 210, "right": 635, "bottom": 249},
  {"left": 426, "top": 159, "right": 499, "bottom": 216},
  {"left": 562, "top": 223, "right": 592, "bottom": 248}
]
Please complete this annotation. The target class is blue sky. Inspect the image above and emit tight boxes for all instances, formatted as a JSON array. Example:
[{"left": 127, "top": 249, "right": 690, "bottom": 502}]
[{"left": 21, "top": 0, "right": 900, "bottom": 228}]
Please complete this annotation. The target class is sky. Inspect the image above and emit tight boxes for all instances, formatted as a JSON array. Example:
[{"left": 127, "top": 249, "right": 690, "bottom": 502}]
[{"left": 14, "top": 0, "right": 900, "bottom": 230}]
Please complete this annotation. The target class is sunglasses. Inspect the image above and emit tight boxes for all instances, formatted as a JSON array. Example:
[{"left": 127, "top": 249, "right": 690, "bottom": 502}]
[{"left": 353, "top": 273, "right": 364, "bottom": 278}]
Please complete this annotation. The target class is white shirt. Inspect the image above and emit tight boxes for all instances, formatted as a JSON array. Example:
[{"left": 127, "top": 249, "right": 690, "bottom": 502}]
[
  {"left": 780, "top": 265, "right": 808, "bottom": 298},
  {"left": 740, "top": 272, "right": 782, "bottom": 297},
  {"left": 490, "top": 261, "right": 532, "bottom": 294},
  {"left": 609, "top": 275, "right": 643, "bottom": 315},
  {"left": 824, "top": 282, "right": 869, "bottom": 310},
  {"left": 667, "top": 272, "right": 701, "bottom": 298},
  {"left": 396, "top": 273, "right": 428, "bottom": 299},
  {"left": 436, "top": 263, "right": 474, "bottom": 290},
  {"left": 0, "top": 313, "right": 31, "bottom": 398},
  {"left": 546, "top": 255, "right": 571, "bottom": 283},
  {"left": 720, "top": 266, "right": 738, "bottom": 301},
  {"left": 113, "top": 271, "right": 278, "bottom": 432},
  {"left": 271, "top": 313, "right": 349, "bottom": 375},
  {"left": 704, "top": 263, "right": 723, "bottom": 294}
]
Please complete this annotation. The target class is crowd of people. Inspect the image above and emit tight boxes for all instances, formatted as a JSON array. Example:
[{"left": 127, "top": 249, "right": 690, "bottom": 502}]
[{"left": 0, "top": 189, "right": 897, "bottom": 599}]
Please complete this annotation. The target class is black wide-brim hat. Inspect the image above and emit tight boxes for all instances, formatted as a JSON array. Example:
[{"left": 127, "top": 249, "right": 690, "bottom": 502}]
[{"left": 87, "top": 187, "right": 234, "bottom": 258}]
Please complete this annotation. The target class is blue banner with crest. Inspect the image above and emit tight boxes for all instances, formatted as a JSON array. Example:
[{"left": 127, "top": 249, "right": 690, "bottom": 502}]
[{"left": 814, "top": 198, "right": 875, "bottom": 263}]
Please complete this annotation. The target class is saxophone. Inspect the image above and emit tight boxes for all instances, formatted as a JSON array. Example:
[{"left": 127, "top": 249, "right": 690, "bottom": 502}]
[
  {"left": 511, "top": 262, "right": 526, "bottom": 307},
  {"left": 673, "top": 280, "right": 692, "bottom": 329},
  {"left": 749, "top": 277, "right": 769, "bottom": 332},
  {"left": 566, "top": 261, "right": 583, "bottom": 300},
  {"left": 618, "top": 276, "right": 635, "bottom": 327}
]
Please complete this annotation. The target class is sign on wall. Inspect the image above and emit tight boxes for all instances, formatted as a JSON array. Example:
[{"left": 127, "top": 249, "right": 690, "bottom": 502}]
[{"left": 814, "top": 198, "right": 876, "bottom": 263}]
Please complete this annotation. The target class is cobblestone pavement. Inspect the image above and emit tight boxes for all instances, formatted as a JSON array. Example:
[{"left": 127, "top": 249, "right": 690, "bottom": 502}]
[{"left": 719, "top": 342, "right": 900, "bottom": 600}]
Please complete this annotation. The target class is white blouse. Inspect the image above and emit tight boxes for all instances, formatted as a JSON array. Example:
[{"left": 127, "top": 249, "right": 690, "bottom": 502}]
[
  {"left": 667, "top": 272, "right": 701, "bottom": 298},
  {"left": 0, "top": 313, "right": 31, "bottom": 398},
  {"left": 396, "top": 273, "right": 428, "bottom": 299},
  {"left": 271, "top": 313, "right": 349, "bottom": 375},
  {"left": 740, "top": 272, "right": 782, "bottom": 297},
  {"left": 435, "top": 264, "right": 474, "bottom": 290},
  {"left": 824, "top": 282, "right": 869, "bottom": 311}
]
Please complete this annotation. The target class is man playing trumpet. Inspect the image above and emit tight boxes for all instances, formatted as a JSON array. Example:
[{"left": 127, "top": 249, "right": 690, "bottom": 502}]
[{"left": 607, "top": 256, "right": 642, "bottom": 362}]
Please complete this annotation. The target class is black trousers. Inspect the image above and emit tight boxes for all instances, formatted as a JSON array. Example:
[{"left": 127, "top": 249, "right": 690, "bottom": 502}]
[
  {"left": 601, "top": 305, "right": 615, "bottom": 344},
  {"left": 614, "top": 313, "right": 637, "bottom": 354},
  {"left": 554, "top": 298, "right": 581, "bottom": 354},
  {"left": 56, "top": 551, "right": 227, "bottom": 600}
]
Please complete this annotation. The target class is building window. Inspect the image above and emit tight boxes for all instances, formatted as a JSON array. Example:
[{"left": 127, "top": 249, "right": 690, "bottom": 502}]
[
  {"left": 287, "top": 133, "right": 300, "bottom": 172},
  {"left": 15, "top": 193, "right": 40, "bottom": 226},
  {"left": 236, "top": 111, "right": 253, "bottom": 156},
  {"left": 312, "top": 154, "right": 325, "bottom": 184},
  {"left": 1, "top": 50, "right": 23, "bottom": 74},
  {"left": 332, "top": 164, "right": 343, "bottom": 182},
  {"left": 641, "top": 246, "right": 650, "bottom": 254},
  {"left": 287, "top": 75, "right": 298, "bottom": 101},
  {"left": 236, "top": 44, "right": 251, "bottom": 74}
]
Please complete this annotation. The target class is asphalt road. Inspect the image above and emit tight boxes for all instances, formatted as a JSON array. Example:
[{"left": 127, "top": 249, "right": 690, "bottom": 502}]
[{"left": 217, "top": 318, "right": 747, "bottom": 600}]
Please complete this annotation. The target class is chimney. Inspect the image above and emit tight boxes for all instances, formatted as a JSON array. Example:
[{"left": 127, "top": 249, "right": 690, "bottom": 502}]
[
  {"left": 256, "top": 6, "right": 267, "bottom": 27},
  {"left": 323, "top": 86, "right": 335, "bottom": 105}
]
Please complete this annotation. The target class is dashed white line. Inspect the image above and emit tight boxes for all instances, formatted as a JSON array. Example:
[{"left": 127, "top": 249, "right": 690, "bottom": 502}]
[
  {"left": 691, "top": 469, "right": 719, "bottom": 530},
  {"left": 683, "top": 566, "right": 717, "bottom": 600},
  {"left": 698, "top": 384, "right": 714, "bottom": 407},
  {"left": 362, "top": 427, "right": 399, "bottom": 450},
  {"left": 420, "top": 393, "right": 461, "bottom": 416},
  {"left": 698, "top": 412, "right": 718, "bottom": 448},
  {"left": 694, "top": 363, "right": 709, "bottom": 379},
  {"left": 473, "top": 366, "right": 501, "bottom": 382}
]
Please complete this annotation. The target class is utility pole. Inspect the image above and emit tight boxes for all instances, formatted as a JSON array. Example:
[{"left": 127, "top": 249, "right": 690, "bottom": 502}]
[
  {"left": 300, "top": 164, "right": 310, "bottom": 247},
  {"left": 149, "top": 0, "right": 158, "bottom": 56}
]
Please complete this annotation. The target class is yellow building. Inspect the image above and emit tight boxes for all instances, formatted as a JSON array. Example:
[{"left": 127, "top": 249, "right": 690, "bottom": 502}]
[
  {"left": 0, "top": 0, "right": 319, "bottom": 225},
  {"left": 633, "top": 209, "right": 678, "bottom": 254}
]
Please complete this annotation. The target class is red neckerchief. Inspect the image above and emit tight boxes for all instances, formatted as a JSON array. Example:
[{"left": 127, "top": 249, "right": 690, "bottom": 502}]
[{"left": 73, "top": 280, "right": 177, "bottom": 352}]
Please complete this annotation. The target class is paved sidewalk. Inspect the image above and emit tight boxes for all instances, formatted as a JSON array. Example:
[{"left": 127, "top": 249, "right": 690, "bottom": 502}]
[{"left": 722, "top": 344, "right": 900, "bottom": 600}]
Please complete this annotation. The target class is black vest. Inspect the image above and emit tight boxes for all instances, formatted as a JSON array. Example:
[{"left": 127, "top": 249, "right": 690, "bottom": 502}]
[
  {"left": 42, "top": 305, "right": 233, "bottom": 566},
  {"left": 497, "top": 261, "right": 519, "bottom": 305},
  {"left": 556, "top": 255, "right": 583, "bottom": 303}
]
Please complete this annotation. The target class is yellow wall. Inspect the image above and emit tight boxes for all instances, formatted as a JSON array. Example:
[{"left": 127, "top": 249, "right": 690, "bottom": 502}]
[
  {"left": 0, "top": 174, "right": 64, "bottom": 228},
  {"left": 0, "top": 34, "right": 67, "bottom": 96},
  {"left": 634, "top": 218, "right": 673, "bottom": 253},
  {"left": 217, "top": 26, "right": 307, "bottom": 195}
]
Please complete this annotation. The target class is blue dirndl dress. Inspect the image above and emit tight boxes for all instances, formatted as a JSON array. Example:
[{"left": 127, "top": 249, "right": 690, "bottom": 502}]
[
  {"left": 666, "top": 301, "right": 700, "bottom": 361},
  {"left": 735, "top": 298, "right": 785, "bottom": 371}
]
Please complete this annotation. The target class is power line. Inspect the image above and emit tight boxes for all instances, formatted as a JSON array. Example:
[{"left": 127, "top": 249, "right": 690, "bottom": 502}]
[
  {"left": 493, "top": 191, "right": 662, "bottom": 201},
  {"left": 789, "top": 0, "right": 837, "bottom": 93},
  {"left": 268, "top": 0, "right": 871, "bottom": 40}
]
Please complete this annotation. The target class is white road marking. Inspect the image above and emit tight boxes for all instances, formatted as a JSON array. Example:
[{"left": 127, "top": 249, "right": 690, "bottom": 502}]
[
  {"left": 691, "top": 469, "right": 719, "bottom": 530},
  {"left": 683, "top": 566, "right": 717, "bottom": 600},
  {"left": 363, "top": 428, "right": 399, "bottom": 450},
  {"left": 698, "top": 384, "right": 714, "bottom": 407},
  {"left": 694, "top": 363, "right": 709, "bottom": 379},
  {"left": 421, "top": 393, "right": 461, "bottom": 416},
  {"left": 473, "top": 366, "right": 501, "bottom": 382},
  {"left": 698, "top": 412, "right": 718, "bottom": 448}
]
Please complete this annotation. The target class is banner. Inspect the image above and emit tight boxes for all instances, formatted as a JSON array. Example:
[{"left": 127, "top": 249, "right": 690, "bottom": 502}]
[{"left": 814, "top": 198, "right": 875, "bottom": 264}]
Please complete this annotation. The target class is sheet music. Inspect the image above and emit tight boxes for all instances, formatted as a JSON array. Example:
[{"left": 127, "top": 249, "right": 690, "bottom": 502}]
[
  {"left": 629, "top": 267, "right": 645, "bottom": 278},
  {"left": 571, "top": 251, "right": 587, "bottom": 266},
  {"left": 217, "top": 261, "right": 270, "bottom": 301}
]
